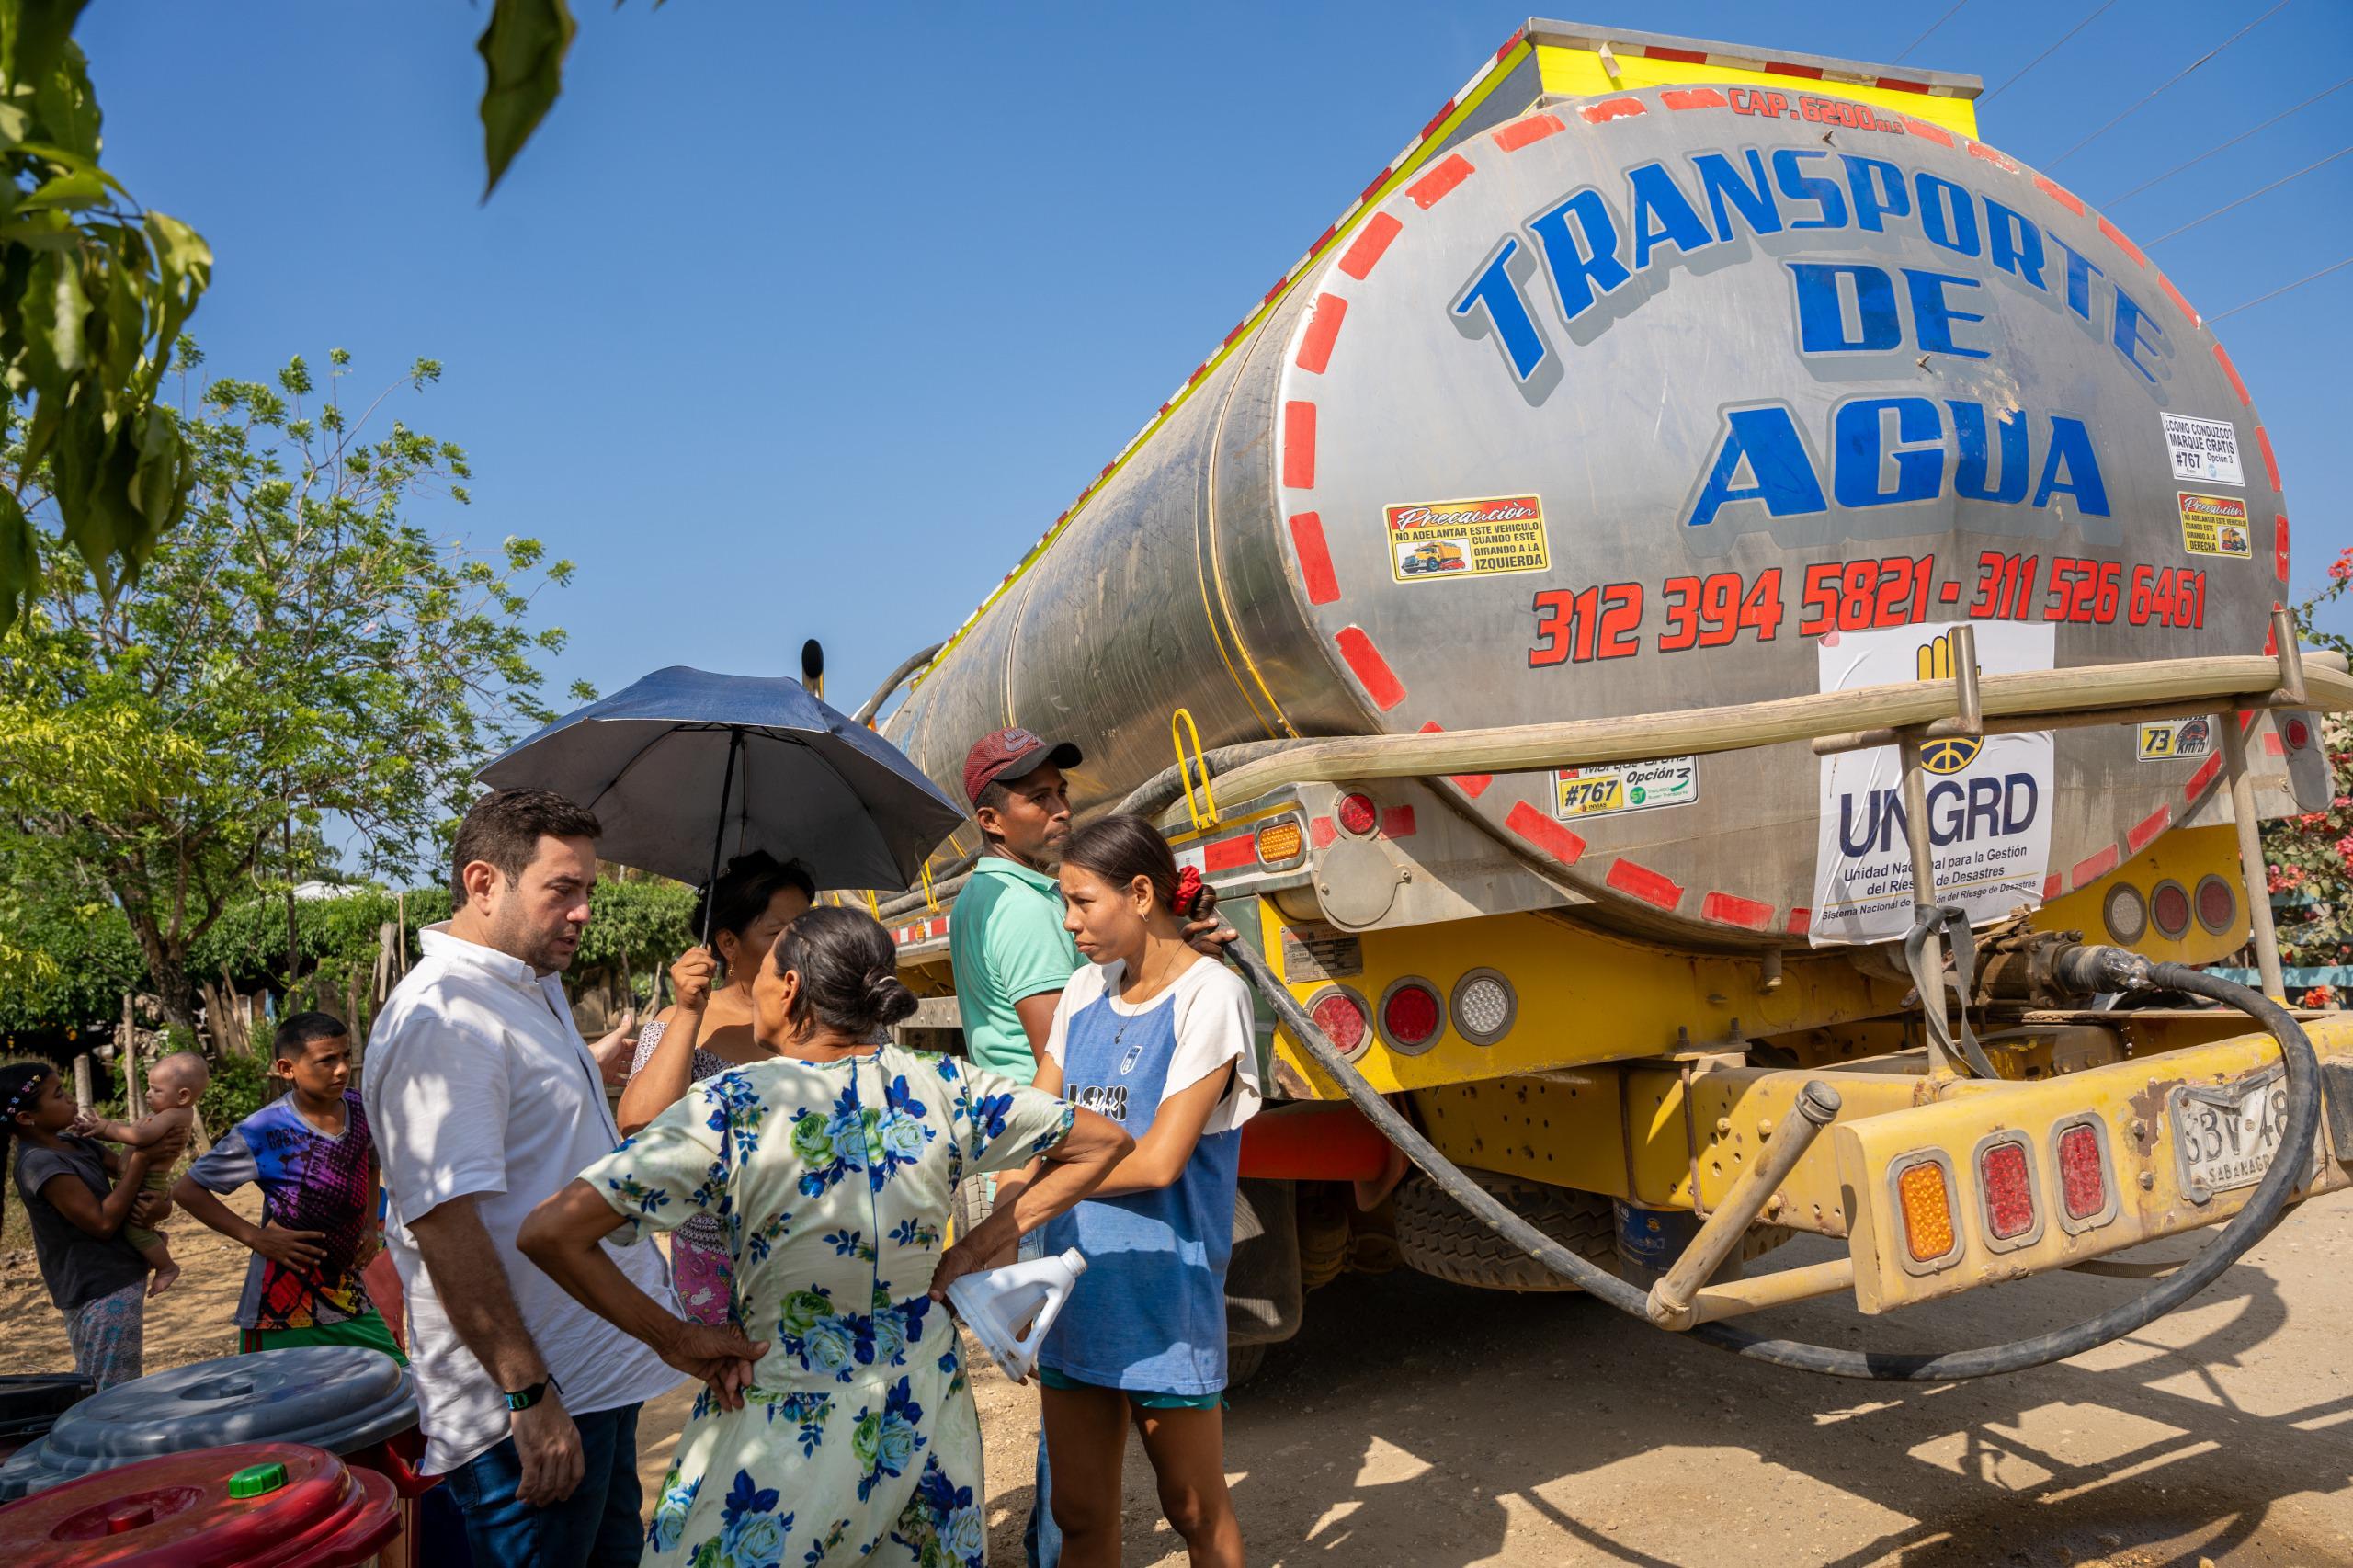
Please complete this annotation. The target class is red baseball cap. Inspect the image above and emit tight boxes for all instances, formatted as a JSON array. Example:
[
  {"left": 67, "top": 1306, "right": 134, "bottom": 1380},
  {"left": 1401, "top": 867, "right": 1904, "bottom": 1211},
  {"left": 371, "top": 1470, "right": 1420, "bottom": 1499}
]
[{"left": 961, "top": 727, "right": 1083, "bottom": 808}]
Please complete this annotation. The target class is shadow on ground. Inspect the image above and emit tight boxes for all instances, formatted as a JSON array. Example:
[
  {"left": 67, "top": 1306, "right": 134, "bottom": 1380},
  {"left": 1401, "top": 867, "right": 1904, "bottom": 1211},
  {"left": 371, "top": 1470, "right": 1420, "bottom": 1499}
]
[{"left": 978, "top": 1210, "right": 2352, "bottom": 1567}]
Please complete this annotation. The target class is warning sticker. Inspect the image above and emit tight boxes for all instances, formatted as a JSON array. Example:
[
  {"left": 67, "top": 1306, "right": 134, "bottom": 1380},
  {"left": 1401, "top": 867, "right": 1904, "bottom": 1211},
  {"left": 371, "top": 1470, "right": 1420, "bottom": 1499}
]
[
  {"left": 2137, "top": 715, "right": 2215, "bottom": 762},
  {"left": 2161, "top": 414, "right": 2245, "bottom": 486},
  {"left": 1554, "top": 756, "right": 1699, "bottom": 819},
  {"left": 2177, "top": 492, "right": 2252, "bottom": 559},
  {"left": 1386, "top": 494, "right": 1549, "bottom": 583}
]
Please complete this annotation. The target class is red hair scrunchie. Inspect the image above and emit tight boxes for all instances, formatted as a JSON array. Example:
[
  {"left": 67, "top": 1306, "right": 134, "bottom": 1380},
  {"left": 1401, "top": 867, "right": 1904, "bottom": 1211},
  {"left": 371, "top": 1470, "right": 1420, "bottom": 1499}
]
[{"left": 1172, "top": 865, "right": 1205, "bottom": 915}]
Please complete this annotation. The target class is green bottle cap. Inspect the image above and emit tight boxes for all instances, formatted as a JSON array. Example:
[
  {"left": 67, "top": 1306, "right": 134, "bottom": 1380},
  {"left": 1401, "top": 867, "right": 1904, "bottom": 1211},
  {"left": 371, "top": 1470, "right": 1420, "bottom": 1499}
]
[{"left": 228, "top": 1461, "right": 288, "bottom": 1499}]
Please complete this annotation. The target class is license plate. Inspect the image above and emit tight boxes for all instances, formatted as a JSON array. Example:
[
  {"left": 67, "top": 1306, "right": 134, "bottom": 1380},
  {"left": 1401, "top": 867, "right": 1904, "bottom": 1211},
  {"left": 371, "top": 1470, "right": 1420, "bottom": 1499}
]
[{"left": 2169, "top": 1069, "right": 2290, "bottom": 1203}]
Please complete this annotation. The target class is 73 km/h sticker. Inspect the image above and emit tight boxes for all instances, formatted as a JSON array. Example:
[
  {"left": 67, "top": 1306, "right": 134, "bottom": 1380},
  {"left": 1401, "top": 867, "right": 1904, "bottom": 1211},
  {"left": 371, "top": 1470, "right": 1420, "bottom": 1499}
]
[{"left": 1387, "top": 494, "right": 1549, "bottom": 583}]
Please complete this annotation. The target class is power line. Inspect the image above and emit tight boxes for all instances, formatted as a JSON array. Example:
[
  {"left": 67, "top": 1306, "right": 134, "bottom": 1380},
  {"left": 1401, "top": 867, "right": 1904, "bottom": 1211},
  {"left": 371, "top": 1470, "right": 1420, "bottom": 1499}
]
[
  {"left": 2208, "top": 256, "right": 2353, "bottom": 322},
  {"left": 2146, "top": 145, "right": 2350, "bottom": 244},
  {"left": 2047, "top": 0, "right": 2296, "bottom": 169},
  {"left": 1983, "top": 0, "right": 2120, "bottom": 103},
  {"left": 1893, "top": 2, "right": 1971, "bottom": 65},
  {"left": 2108, "top": 76, "right": 2353, "bottom": 205}
]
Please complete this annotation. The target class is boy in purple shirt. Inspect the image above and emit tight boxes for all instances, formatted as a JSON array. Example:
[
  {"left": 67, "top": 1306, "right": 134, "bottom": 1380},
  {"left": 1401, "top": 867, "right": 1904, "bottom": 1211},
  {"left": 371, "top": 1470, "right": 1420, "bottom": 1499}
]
[{"left": 173, "top": 1013, "right": 403, "bottom": 1361}]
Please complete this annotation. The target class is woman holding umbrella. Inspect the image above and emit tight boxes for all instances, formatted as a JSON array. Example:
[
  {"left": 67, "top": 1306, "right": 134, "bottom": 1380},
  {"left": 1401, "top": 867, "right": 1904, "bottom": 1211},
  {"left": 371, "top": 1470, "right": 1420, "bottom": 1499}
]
[
  {"left": 620, "top": 851, "right": 816, "bottom": 1324},
  {"left": 522, "top": 905, "right": 1131, "bottom": 1568}
]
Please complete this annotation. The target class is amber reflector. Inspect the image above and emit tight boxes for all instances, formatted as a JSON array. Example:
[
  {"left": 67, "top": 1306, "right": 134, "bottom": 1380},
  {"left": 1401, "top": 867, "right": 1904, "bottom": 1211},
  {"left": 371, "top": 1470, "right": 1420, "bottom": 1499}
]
[{"left": 1897, "top": 1162, "right": 1956, "bottom": 1262}]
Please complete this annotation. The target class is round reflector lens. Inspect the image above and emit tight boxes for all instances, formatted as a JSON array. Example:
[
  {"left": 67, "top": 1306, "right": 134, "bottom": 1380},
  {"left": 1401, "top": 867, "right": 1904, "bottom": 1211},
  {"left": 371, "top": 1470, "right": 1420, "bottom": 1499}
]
[
  {"left": 1307, "top": 990, "right": 1368, "bottom": 1056},
  {"left": 1335, "top": 792, "right": 1379, "bottom": 837},
  {"left": 2149, "top": 880, "right": 2191, "bottom": 939},
  {"left": 2286, "top": 717, "right": 2311, "bottom": 750},
  {"left": 1450, "top": 969, "right": 1516, "bottom": 1046},
  {"left": 2101, "top": 883, "right": 2147, "bottom": 945},
  {"left": 2195, "top": 875, "right": 2237, "bottom": 935},
  {"left": 1380, "top": 980, "right": 1443, "bottom": 1051}
]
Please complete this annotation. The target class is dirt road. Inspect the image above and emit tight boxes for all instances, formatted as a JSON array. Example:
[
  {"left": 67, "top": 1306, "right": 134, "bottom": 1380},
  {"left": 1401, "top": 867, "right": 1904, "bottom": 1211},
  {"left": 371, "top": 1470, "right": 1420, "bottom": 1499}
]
[
  {"left": 670, "top": 1190, "right": 2353, "bottom": 1566},
  {"left": 8, "top": 1185, "right": 2344, "bottom": 1563}
]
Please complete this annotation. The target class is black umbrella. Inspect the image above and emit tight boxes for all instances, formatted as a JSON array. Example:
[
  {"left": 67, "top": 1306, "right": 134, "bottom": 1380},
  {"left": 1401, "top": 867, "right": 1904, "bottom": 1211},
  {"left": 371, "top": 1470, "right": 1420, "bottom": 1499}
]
[{"left": 477, "top": 665, "right": 964, "bottom": 936}]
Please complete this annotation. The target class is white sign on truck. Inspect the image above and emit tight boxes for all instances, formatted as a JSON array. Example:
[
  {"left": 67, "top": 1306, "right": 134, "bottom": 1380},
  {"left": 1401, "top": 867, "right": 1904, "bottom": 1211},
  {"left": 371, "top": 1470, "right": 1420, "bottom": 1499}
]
[{"left": 1811, "top": 624, "right": 2056, "bottom": 945}]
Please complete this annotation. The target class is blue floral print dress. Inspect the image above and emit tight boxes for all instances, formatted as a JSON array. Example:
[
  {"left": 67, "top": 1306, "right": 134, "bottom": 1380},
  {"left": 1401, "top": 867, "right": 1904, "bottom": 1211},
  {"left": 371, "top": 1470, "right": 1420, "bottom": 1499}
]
[{"left": 582, "top": 1045, "right": 1074, "bottom": 1568}]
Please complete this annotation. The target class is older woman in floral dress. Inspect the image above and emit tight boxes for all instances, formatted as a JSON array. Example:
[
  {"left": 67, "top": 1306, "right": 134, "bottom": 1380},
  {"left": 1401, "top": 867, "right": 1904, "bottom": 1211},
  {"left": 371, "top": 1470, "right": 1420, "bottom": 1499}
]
[{"left": 521, "top": 906, "right": 1130, "bottom": 1568}]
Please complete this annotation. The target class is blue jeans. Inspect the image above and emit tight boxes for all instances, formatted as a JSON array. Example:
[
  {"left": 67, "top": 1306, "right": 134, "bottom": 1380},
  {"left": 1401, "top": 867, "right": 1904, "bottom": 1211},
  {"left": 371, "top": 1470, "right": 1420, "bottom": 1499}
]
[{"left": 441, "top": 1403, "right": 644, "bottom": 1568}]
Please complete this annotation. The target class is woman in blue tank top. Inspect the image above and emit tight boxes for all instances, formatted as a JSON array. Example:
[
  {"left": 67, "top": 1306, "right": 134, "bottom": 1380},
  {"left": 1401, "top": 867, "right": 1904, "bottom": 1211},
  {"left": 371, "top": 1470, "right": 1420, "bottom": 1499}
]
[{"left": 1022, "top": 813, "right": 1259, "bottom": 1568}]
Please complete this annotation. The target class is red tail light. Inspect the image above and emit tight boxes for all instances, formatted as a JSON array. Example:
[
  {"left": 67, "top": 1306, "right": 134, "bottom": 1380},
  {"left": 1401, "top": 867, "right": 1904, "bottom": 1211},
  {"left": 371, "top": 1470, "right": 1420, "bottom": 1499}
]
[
  {"left": 1978, "top": 1138, "right": 2037, "bottom": 1243},
  {"left": 2195, "top": 875, "right": 2237, "bottom": 935},
  {"left": 1335, "top": 791, "right": 1379, "bottom": 837},
  {"left": 1378, "top": 979, "right": 1443, "bottom": 1052},
  {"left": 2054, "top": 1121, "right": 2113, "bottom": 1227},
  {"left": 1307, "top": 988, "right": 1369, "bottom": 1057},
  {"left": 2150, "top": 880, "right": 2191, "bottom": 938}
]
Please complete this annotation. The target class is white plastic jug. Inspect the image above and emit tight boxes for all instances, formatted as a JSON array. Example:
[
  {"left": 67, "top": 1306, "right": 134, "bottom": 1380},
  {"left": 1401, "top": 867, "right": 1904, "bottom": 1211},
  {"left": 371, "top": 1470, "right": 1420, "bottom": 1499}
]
[{"left": 944, "top": 1248, "right": 1087, "bottom": 1382}]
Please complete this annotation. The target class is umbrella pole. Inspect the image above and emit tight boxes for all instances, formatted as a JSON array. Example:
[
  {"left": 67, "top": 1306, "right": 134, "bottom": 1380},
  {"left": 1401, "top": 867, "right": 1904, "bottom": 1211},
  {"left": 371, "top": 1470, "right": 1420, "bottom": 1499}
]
[{"left": 701, "top": 730, "right": 743, "bottom": 949}]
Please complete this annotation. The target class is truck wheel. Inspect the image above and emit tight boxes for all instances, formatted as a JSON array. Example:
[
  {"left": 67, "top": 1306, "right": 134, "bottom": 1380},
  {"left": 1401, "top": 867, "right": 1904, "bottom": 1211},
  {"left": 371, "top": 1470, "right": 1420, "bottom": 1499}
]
[
  {"left": 1393, "top": 1171, "right": 1614, "bottom": 1292},
  {"left": 1226, "top": 1340, "right": 1269, "bottom": 1388}
]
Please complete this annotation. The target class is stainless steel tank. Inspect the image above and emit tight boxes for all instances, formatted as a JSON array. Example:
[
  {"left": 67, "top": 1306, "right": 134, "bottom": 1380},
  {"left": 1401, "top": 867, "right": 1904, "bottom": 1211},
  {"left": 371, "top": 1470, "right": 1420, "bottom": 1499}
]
[{"left": 886, "top": 82, "right": 2292, "bottom": 947}]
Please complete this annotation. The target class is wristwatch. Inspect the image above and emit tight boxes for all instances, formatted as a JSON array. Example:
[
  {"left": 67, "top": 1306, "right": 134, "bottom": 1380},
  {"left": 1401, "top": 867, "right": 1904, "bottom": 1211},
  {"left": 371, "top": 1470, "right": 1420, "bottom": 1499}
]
[{"left": 503, "top": 1377, "right": 557, "bottom": 1412}]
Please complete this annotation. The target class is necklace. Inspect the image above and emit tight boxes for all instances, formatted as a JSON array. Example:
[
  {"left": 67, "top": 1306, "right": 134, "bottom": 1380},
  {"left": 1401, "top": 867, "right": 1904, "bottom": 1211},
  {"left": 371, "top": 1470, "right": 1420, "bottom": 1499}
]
[{"left": 1110, "top": 949, "right": 1179, "bottom": 1050}]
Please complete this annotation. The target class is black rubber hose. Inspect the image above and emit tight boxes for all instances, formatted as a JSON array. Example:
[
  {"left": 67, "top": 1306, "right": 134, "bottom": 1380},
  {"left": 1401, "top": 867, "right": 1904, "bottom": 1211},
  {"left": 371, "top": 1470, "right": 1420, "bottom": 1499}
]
[
  {"left": 1227, "top": 938, "right": 2322, "bottom": 1381},
  {"left": 1112, "top": 741, "right": 1307, "bottom": 823}
]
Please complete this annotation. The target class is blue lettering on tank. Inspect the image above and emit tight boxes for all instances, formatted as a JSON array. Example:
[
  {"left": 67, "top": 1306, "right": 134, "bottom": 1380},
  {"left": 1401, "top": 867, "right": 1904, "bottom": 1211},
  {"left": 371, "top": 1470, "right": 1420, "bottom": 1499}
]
[
  {"left": 1451, "top": 237, "right": 1551, "bottom": 382},
  {"left": 1904, "top": 268, "right": 1992, "bottom": 359},
  {"left": 1689, "top": 398, "right": 2109, "bottom": 526},
  {"left": 1790, "top": 262, "right": 1902, "bottom": 353},
  {"left": 1686, "top": 407, "right": 1829, "bottom": 526},
  {"left": 1833, "top": 397, "right": 1945, "bottom": 508},
  {"left": 1985, "top": 199, "right": 2045, "bottom": 289},
  {"left": 2031, "top": 416, "right": 2110, "bottom": 515},
  {"left": 1626, "top": 161, "right": 1715, "bottom": 270},
  {"left": 1914, "top": 172, "right": 1980, "bottom": 257},
  {"left": 1692, "top": 150, "right": 1782, "bottom": 240},
  {"left": 1527, "top": 188, "right": 1631, "bottom": 322},
  {"left": 1949, "top": 402, "right": 2030, "bottom": 504},
  {"left": 2109, "top": 286, "right": 2169, "bottom": 385},
  {"left": 2052, "top": 236, "right": 2102, "bottom": 321},
  {"left": 1770, "top": 147, "right": 1848, "bottom": 230},
  {"left": 1841, "top": 154, "right": 1911, "bottom": 232}
]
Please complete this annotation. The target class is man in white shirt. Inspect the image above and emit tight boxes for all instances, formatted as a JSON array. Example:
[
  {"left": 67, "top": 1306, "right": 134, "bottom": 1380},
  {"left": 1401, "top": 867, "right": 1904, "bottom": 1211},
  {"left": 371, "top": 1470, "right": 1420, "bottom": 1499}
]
[{"left": 366, "top": 788, "right": 689, "bottom": 1566}]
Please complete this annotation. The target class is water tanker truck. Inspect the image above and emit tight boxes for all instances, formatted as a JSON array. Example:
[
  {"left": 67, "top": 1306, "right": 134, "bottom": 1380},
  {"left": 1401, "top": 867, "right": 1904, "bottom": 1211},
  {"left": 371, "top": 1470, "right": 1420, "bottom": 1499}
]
[{"left": 860, "top": 19, "right": 2353, "bottom": 1380}]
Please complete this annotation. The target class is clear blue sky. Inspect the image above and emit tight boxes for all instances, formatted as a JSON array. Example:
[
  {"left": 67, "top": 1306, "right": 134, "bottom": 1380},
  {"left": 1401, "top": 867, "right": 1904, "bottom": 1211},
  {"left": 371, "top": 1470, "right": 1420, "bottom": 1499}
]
[{"left": 82, "top": 0, "right": 2353, "bottom": 722}]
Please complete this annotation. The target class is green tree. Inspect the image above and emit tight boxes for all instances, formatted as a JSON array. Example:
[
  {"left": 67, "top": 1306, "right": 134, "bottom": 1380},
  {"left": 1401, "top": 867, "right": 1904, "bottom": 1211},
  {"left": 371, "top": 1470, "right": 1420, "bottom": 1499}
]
[
  {"left": 0, "top": 347, "right": 586, "bottom": 1028},
  {"left": 2266, "top": 544, "right": 2353, "bottom": 983},
  {"left": 0, "top": 0, "right": 210, "bottom": 632}
]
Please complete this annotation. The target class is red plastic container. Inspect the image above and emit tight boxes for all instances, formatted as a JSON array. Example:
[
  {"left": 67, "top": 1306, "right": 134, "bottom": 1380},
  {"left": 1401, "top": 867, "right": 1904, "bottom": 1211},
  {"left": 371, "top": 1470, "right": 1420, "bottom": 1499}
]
[{"left": 0, "top": 1442, "right": 400, "bottom": 1566}]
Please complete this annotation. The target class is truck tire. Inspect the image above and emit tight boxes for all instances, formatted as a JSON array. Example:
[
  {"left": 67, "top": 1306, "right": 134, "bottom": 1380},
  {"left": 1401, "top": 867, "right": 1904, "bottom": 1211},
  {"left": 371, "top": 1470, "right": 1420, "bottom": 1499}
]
[
  {"left": 1225, "top": 1177, "right": 1302, "bottom": 1346},
  {"left": 1394, "top": 1172, "right": 1615, "bottom": 1293},
  {"left": 1225, "top": 1339, "right": 1269, "bottom": 1389},
  {"left": 1395, "top": 1172, "right": 1793, "bottom": 1291}
]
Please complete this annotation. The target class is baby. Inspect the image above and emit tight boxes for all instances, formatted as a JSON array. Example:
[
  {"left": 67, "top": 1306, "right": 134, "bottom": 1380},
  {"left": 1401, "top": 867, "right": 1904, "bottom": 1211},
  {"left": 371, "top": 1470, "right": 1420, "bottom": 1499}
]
[{"left": 73, "top": 1050, "right": 210, "bottom": 1297}]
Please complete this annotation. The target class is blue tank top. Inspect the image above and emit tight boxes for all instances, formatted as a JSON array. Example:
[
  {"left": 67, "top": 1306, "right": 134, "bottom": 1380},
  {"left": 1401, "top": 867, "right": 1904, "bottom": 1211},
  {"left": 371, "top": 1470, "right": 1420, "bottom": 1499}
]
[{"left": 1038, "top": 959, "right": 1255, "bottom": 1395}]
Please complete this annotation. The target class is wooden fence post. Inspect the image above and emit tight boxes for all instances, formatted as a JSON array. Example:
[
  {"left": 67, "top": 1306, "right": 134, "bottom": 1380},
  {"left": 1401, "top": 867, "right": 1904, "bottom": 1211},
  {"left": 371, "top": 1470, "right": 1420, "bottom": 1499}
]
[{"left": 73, "top": 1054, "right": 93, "bottom": 1117}]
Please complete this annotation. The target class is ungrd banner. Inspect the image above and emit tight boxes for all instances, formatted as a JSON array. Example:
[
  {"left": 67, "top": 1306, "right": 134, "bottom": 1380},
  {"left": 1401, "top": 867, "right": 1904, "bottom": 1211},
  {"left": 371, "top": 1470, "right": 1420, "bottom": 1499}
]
[{"left": 1810, "top": 622, "right": 2056, "bottom": 946}]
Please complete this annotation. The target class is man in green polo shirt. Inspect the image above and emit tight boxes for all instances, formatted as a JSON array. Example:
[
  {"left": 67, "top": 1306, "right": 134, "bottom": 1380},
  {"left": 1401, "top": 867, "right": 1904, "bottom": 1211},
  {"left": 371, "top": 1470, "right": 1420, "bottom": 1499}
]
[
  {"left": 949, "top": 726, "right": 1086, "bottom": 1085},
  {"left": 947, "top": 726, "right": 1084, "bottom": 1568}
]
